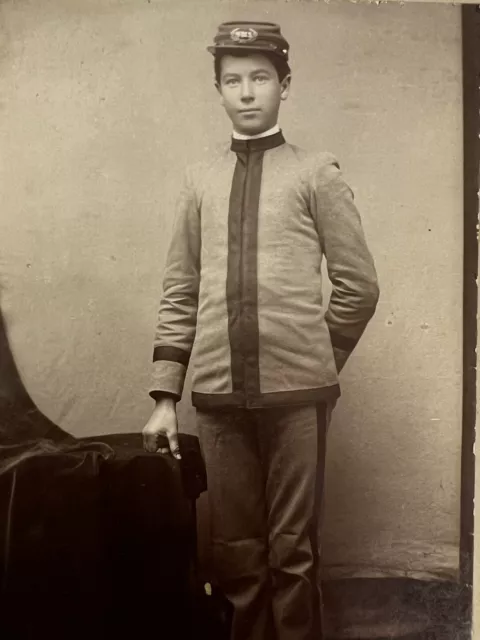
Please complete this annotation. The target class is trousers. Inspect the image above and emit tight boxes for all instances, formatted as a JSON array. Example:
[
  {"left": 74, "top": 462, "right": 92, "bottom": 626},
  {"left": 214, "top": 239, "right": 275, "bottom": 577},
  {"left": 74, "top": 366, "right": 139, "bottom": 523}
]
[{"left": 196, "top": 403, "right": 330, "bottom": 640}]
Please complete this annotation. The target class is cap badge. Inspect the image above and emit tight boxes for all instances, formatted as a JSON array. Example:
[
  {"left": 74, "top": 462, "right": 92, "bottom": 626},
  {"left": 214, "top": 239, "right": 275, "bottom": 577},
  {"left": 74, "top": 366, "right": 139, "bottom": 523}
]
[{"left": 230, "top": 27, "right": 258, "bottom": 44}]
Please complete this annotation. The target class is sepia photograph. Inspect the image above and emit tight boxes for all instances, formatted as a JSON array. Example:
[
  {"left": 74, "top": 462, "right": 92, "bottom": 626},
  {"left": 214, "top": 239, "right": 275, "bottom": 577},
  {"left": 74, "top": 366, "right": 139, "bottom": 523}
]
[{"left": 0, "top": 1, "right": 478, "bottom": 639}]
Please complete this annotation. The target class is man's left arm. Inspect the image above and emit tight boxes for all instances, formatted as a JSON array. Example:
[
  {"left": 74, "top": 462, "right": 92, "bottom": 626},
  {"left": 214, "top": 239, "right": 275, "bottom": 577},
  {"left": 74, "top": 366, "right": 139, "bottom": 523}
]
[{"left": 310, "top": 155, "right": 380, "bottom": 373}]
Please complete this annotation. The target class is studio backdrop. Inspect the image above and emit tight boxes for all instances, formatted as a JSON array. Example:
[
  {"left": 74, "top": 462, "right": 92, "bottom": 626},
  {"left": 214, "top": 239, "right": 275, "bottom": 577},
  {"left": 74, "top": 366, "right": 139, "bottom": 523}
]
[{"left": 0, "top": 0, "right": 463, "bottom": 581}]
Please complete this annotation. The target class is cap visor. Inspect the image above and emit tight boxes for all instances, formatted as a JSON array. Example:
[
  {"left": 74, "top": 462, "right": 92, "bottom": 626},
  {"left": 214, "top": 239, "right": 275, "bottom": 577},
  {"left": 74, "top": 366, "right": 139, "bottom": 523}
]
[{"left": 209, "top": 44, "right": 287, "bottom": 55}]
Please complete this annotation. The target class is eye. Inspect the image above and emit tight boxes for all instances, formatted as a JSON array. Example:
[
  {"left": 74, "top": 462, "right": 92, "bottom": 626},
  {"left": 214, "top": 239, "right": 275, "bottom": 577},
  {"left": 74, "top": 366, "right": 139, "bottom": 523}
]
[
  {"left": 254, "top": 75, "right": 269, "bottom": 83},
  {"left": 224, "top": 78, "right": 239, "bottom": 86}
]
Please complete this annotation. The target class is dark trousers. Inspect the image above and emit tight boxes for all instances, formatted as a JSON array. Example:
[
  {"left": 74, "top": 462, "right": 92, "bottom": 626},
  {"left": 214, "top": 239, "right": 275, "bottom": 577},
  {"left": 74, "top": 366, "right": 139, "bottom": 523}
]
[{"left": 197, "top": 403, "right": 330, "bottom": 640}]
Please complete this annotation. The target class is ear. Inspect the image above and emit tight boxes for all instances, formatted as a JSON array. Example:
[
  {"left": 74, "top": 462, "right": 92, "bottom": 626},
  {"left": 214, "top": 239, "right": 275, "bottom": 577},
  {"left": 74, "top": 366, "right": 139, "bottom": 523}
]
[
  {"left": 280, "top": 74, "right": 291, "bottom": 101},
  {"left": 215, "top": 81, "right": 225, "bottom": 106}
]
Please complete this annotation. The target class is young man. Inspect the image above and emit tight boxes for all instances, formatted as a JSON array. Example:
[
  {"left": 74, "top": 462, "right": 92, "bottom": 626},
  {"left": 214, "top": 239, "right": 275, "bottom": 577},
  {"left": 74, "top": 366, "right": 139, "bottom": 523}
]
[{"left": 143, "top": 21, "right": 379, "bottom": 640}]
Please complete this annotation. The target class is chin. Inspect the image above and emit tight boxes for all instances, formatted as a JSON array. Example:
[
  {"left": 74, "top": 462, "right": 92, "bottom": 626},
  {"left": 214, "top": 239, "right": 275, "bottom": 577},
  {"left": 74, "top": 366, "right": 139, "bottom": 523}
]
[{"left": 237, "top": 122, "right": 269, "bottom": 136}]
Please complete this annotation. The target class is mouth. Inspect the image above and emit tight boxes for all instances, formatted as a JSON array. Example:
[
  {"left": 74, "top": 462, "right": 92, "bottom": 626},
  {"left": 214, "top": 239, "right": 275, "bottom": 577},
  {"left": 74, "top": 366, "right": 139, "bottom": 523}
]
[{"left": 238, "top": 109, "right": 261, "bottom": 114}]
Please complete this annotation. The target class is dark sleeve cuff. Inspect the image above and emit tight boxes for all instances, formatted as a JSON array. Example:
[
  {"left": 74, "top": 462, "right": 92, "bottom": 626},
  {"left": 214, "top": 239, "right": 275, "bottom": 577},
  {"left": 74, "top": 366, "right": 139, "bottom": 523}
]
[
  {"left": 153, "top": 346, "right": 190, "bottom": 367},
  {"left": 329, "top": 330, "right": 358, "bottom": 353}
]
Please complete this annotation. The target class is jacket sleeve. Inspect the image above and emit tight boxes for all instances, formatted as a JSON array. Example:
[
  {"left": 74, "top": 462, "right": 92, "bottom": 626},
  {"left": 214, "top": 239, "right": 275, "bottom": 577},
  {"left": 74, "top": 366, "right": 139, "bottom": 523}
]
[
  {"left": 309, "top": 154, "right": 380, "bottom": 372},
  {"left": 149, "top": 167, "right": 201, "bottom": 401}
]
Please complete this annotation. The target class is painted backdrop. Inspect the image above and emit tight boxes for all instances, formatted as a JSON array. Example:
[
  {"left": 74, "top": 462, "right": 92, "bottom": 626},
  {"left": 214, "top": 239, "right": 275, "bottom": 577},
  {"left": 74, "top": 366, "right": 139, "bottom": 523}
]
[{"left": 0, "top": 0, "right": 463, "bottom": 580}]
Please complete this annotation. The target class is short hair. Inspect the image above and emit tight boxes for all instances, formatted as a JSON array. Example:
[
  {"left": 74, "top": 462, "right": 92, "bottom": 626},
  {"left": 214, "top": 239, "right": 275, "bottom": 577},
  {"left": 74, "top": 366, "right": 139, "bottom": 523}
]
[{"left": 214, "top": 51, "right": 291, "bottom": 85}]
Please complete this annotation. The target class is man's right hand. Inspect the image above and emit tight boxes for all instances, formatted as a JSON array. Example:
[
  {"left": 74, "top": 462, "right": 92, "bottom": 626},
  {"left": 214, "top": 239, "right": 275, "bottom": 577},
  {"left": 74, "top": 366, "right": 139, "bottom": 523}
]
[{"left": 142, "top": 397, "right": 181, "bottom": 459}]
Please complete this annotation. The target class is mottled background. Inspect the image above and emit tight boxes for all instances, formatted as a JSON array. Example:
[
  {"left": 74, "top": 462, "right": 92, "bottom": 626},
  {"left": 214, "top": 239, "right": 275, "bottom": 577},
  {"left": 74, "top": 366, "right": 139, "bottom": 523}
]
[{"left": 0, "top": 0, "right": 464, "bottom": 587}]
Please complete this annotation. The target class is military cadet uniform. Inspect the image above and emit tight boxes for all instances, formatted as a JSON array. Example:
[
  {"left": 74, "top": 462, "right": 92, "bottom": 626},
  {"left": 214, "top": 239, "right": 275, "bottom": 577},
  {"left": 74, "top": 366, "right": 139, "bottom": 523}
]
[{"left": 150, "top": 22, "right": 380, "bottom": 640}]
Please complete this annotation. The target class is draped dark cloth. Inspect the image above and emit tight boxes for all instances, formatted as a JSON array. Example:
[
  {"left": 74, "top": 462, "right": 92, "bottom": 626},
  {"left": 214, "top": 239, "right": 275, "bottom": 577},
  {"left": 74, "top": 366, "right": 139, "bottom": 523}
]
[{"left": 0, "top": 301, "right": 218, "bottom": 639}]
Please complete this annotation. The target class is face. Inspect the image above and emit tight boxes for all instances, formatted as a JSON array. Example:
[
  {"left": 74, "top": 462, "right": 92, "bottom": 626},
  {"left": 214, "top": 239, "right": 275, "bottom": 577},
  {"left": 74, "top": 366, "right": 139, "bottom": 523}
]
[{"left": 216, "top": 53, "right": 291, "bottom": 135}]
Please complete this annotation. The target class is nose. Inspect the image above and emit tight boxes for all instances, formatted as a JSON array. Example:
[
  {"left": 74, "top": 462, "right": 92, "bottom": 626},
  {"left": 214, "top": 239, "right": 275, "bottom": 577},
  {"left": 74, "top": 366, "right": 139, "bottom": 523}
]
[{"left": 240, "top": 78, "right": 254, "bottom": 102}]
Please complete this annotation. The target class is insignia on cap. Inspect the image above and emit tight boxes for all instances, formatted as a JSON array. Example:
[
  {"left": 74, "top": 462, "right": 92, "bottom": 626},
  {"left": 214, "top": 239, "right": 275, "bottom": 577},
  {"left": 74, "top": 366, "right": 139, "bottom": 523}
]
[{"left": 230, "top": 27, "right": 258, "bottom": 44}]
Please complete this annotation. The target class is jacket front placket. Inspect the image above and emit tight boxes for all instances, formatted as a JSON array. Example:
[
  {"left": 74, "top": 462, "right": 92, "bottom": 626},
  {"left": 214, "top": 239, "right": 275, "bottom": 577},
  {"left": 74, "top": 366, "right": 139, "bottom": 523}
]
[{"left": 227, "top": 141, "right": 265, "bottom": 407}]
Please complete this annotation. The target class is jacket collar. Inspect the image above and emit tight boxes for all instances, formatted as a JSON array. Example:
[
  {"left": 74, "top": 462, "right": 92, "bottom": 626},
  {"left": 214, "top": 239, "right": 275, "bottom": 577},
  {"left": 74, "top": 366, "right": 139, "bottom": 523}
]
[{"left": 230, "top": 130, "right": 286, "bottom": 153}]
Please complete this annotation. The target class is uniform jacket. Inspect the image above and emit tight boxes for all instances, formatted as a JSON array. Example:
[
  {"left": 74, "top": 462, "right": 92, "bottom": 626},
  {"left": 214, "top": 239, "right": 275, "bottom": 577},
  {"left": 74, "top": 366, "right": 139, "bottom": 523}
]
[{"left": 150, "top": 130, "right": 379, "bottom": 410}]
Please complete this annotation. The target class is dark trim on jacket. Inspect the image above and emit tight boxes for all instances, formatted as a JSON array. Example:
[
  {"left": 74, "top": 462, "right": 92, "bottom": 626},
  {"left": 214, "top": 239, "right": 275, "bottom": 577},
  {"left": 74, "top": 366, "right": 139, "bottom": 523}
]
[{"left": 192, "top": 384, "right": 340, "bottom": 410}]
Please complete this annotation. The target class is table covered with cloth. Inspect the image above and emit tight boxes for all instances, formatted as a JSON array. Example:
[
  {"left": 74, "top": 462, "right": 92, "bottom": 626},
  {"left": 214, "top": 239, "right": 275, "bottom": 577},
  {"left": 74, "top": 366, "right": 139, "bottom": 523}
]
[{"left": 0, "top": 425, "right": 233, "bottom": 640}]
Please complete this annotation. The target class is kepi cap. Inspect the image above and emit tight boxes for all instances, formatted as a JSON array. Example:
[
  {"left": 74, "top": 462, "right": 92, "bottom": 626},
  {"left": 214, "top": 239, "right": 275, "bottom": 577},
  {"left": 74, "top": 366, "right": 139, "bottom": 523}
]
[{"left": 207, "top": 21, "right": 290, "bottom": 61}]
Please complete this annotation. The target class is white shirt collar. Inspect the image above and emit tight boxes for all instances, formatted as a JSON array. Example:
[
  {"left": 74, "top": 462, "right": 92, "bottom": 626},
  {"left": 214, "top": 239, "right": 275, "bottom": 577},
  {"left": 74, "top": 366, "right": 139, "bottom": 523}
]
[{"left": 232, "top": 124, "right": 281, "bottom": 141}]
